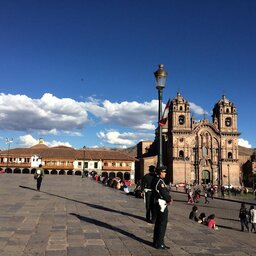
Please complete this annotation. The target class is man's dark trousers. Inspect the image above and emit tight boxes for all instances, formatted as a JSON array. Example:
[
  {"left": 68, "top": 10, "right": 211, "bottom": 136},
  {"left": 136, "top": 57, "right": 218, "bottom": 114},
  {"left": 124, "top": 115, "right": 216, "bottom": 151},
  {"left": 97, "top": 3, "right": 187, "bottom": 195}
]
[
  {"left": 153, "top": 204, "right": 168, "bottom": 246},
  {"left": 37, "top": 177, "right": 42, "bottom": 191},
  {"left": 145, "top": 191, "right": 156, "bottom": 223}
]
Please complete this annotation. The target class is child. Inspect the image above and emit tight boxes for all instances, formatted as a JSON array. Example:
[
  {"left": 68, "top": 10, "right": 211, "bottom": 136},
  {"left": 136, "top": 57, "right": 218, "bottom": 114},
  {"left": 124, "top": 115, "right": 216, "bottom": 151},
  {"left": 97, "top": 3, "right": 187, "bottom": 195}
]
[{"left": 207, "top": 214, "right": 218, "bottom": 230}]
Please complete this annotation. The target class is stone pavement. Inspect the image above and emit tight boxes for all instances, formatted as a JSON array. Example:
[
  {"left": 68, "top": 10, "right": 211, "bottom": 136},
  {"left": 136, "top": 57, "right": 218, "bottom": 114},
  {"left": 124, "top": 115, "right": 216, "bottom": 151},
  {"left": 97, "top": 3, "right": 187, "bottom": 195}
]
[{"left": 0, "top": 174, "right": 255, "bottom": 256}]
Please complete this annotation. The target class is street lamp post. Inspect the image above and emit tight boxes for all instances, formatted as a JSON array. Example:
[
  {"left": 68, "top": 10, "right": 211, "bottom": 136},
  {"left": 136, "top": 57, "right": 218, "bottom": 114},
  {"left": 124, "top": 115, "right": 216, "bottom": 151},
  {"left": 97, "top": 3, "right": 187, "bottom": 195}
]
[
  {"left": 154, "top": 64, "right": 168, "bottom": 169},
  {"left": 184, "top": 156, "right": 189, "bottom": 185},
  {"left": 227, "top": 164, "right": 230, "bottom": 195},
  {"left": 82, "top": 146, "right": 86, "bottom": 178},
  {"left": 5, "top": 138, "right": 13, "bottom": 171}
]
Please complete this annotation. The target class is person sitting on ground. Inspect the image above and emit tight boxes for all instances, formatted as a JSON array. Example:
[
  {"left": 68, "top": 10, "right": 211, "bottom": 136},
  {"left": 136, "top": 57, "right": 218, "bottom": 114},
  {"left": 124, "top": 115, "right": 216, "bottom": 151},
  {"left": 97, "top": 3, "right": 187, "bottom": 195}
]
[
  {"left": 207, "top": 214, "right": 218, "bottom": 230},
  {"left": 198, "top": 212, "right": 207, "bottom": 224},
  {"left": 189, "top": 205, "right": 199, "bottom": 222}
]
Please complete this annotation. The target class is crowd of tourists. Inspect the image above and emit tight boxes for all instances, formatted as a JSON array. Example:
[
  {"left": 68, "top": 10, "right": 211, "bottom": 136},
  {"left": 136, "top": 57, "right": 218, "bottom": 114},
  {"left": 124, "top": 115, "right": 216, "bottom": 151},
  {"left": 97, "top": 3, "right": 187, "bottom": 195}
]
[{"left": 84, "top": 172, "right": 131, "bottom": 193}]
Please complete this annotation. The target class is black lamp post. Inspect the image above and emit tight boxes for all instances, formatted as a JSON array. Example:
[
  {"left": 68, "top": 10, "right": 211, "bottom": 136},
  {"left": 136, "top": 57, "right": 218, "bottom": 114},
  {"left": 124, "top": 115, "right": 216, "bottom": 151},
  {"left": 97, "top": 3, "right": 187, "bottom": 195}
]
[
  {"left": 184, "top": 156, "right": 189, "bottom": 185},
  {"left": 227, "top": 164, "right": 230, "bottom": 195},
  {"left": 82, "top": 146, "right": 86, "bottom": 178},
  {"left": 5, "top": 138, "right": 13, "bottom": 171},
  {"left": 154, "top": 64, "right": 168, "bottom": 169}
]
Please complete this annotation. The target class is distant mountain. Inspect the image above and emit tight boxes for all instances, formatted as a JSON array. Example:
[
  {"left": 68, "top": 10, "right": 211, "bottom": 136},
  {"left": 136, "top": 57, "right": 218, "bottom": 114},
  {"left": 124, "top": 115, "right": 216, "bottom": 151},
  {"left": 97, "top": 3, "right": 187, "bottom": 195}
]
[
  {"left": 122, "top": 145, "right": 137, "bottom": 158},
  {"left": 238, "top": 145, "right": 255, "bottom": 156}
]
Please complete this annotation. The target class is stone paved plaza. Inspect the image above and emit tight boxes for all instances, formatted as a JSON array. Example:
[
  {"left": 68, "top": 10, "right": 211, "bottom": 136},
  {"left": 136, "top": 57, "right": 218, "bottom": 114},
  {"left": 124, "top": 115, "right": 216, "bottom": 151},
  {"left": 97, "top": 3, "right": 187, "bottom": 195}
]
[{"left": 0, "top": 174, "right": 255, "bottom": 256}]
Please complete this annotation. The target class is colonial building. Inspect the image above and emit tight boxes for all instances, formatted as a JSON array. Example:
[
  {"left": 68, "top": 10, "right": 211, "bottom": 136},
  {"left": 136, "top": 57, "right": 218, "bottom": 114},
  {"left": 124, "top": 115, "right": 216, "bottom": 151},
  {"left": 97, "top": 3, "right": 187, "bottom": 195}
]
[
  {"left": 0, "top": 140, "right": 135, "bottom": 183},
  {"left": 138, "top": 93, "right": 244, "bottom": 187},
  {"left": 167, "top": 92, "right": 240, "bottom": 186}
]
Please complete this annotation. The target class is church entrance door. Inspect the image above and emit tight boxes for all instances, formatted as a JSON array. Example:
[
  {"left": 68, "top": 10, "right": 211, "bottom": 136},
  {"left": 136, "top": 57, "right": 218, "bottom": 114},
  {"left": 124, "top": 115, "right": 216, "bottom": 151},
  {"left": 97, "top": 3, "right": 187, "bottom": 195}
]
[{"left": 202, "top": 170, "right": 210, "bottom": 184}]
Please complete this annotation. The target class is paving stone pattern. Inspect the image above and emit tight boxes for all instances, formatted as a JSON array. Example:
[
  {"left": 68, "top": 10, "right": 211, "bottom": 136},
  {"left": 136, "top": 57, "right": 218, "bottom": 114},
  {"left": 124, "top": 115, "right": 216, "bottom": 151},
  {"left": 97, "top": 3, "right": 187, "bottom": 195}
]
[{"left": 0, "top": 174, "right": 255, "bottom": 256}]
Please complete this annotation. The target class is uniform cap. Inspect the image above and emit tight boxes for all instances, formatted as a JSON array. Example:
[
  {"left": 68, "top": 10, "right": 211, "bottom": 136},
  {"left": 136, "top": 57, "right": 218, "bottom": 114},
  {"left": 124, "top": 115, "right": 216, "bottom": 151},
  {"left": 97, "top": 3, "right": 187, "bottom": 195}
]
[{"left": 156, "top": 166, "right": 167, "bottom": 173}]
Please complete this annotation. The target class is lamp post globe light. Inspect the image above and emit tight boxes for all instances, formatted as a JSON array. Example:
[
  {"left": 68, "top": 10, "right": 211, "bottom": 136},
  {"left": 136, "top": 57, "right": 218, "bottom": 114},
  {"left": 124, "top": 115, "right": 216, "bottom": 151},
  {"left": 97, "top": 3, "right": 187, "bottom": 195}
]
[
  {"left": 154, "top": 64, "right": 168, "bottom": 169},
  {"left": 5, "top": 138, "right": 13, "bottom": 171}
]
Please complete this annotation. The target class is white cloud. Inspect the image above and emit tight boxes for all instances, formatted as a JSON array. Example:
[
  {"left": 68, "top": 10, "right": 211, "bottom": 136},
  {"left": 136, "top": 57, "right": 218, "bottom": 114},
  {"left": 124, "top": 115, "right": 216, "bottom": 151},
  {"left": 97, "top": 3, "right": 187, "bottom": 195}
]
[
  {"left": 46, "top": 140, "right": 72, "bottom": 148},
  {"left": 63, "top": 131, "right": 82, "bottom": 136},
  {"left": 39, "top": 129, "right": 58, "bottom": 135},
  {"left": 189, "top": 102, "right": 209, "bottom": 115},
  {"left": 0, "top": 93, "right": 88, "bottom": 132},
  {"left": 19, "top": 134, "right": 72, "bottom": 148},
  {"left": 97, "top": 130, "right": 154, "bottom": 147},
  {"left": 19, "top": 135, "right": 40, "bottom": 147},
  {"left": 238, "top": 138, "right": 252, "bottom": 148},
  {"left": 85, "top": 98, "right": 157, "bottom": 130}
]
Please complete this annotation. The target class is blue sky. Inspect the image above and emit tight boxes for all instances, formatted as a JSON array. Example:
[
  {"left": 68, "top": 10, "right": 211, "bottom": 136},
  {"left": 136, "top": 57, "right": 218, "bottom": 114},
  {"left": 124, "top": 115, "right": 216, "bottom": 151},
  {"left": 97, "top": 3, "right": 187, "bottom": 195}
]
[{"left": 0, "top": 0, "right": 255, "bottom": 150}]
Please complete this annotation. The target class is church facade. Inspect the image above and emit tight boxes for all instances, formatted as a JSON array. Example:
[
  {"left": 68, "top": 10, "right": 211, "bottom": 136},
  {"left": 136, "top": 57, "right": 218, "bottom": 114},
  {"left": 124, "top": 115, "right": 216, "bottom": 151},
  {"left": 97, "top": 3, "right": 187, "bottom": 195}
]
[{"left": 164, "top": 92, "right": 240, "bottom": 187}]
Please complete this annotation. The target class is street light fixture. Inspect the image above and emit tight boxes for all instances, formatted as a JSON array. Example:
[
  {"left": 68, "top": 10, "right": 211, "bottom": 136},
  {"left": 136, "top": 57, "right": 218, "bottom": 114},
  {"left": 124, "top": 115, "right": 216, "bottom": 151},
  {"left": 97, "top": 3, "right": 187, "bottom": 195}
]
[
  {"left": 184, "top": 156, "right": 189, "bottom": 185},
  {"left": 154, "top": 64, "right": 168, "bottom": 169},
  {"left": 5, "top": 138, "right": 13, "bottom": 171},
  {"left": 82, "top": 146, "right": 86, "bottom": 178},
  {"left": 227, "top": 164, "right": 230, "bottom": 195}
]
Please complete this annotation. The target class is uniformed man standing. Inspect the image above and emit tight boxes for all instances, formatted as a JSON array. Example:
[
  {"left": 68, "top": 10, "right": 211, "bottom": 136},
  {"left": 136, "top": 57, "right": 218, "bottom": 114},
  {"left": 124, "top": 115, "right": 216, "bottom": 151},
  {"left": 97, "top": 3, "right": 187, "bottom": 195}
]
[
  {"left": 153, "top": 166, "right": 172, "bottom": 250},
  {"left": 141, "top": 165, "right": 156, "bottom": 223}
]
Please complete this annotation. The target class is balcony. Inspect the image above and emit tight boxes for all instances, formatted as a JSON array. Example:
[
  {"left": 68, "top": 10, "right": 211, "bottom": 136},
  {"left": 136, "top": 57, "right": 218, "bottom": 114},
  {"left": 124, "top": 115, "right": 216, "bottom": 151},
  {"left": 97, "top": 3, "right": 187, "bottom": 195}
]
[
  {"left": 43, "top": 163, "right": 74, "bottom": 169},
  {"left": 0, "top": 162, "right": 31, "bottom": 168},
  {"left": 102, "top": 166, "right": 131, "bottom": 171}
]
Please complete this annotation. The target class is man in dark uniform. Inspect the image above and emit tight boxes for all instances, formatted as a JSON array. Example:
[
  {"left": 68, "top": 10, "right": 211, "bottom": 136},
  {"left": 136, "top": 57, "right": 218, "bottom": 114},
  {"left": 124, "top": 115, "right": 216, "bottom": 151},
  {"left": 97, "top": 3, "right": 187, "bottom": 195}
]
[
  {"left": 141, "top": 165, "right": 156, "bottom": 223},
  {"left": 153, "top": 166, "right": 172, "bottom": 250}
]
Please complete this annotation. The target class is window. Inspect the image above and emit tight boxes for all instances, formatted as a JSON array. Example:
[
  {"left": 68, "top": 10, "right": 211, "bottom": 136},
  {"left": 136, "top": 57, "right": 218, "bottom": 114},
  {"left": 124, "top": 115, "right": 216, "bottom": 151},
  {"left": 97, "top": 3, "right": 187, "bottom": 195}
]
[
  {"left": 78, "top": 162, "right": 82, "bottom": 166},
  {"left": 84, "top": 162, "right": 88, "bottom": 168},
  {"left": 225, "top": 117, "right": 232, "bottom": 127},
  {"left": 179, "top": 106, "right": 183, "bottom": 111},
  {"left": 94, "top": 162, "right": 98, "bottom": 168},
  {"left": 179, "top": 150, "right": 184, "bottom": 158},
  {"left": 179, "top": 115, "right": 185, "bottom": 125},
  {"left": 226, "top": 108, "right": 229, "bottom": 113},
  {"left": 203, "top": 146, "right": 208, "bottom": 156},
  {"left": 228, "top": 152, "right": 233, "bottom": 159}
]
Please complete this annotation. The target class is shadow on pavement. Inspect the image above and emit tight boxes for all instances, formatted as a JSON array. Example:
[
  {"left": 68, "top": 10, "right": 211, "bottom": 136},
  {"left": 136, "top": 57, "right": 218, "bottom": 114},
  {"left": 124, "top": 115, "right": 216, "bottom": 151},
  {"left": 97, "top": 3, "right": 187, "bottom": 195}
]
[
  {"left": 218, "top": 217, "right": 240, "bottom": 222},
  {"left": 19, "top": 185, "right": 145, "bottom": 221},
  {"left": 70, "top": 213, "right": 153, "bottom": 247},
  {"left": 217, "top": 224, "right": 241, "bottom": 232}
]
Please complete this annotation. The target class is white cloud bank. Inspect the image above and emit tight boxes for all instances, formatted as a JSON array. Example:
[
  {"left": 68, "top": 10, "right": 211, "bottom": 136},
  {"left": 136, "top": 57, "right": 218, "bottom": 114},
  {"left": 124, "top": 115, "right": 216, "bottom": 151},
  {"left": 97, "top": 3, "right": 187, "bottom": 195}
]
[
  {"left": 0, "top": 93, "right": 88, "bottom": 132},
  {"left": 97, "top": 130, "right": 155, "bottom": 148},
  {"left": 1, "top": 93, "right": 252, "bottom": 148},
  {"left": 19, "top": 134, "right": 72, "bottom": 148},
  {"left": 238, "top": 138, "right": 252, "bottom": 148}
]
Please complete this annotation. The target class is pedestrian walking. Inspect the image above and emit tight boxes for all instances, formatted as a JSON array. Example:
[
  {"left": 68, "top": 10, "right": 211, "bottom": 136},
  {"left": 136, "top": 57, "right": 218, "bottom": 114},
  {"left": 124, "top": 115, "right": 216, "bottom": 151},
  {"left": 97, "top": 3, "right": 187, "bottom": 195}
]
[
  {"left": 204, "top": 190, "right": 209, "bottom": 204},
  {"left": 249, "top": 205, "right": 256, "bottom": 233},
  {"left": 141, "top": 165, "right": 157, "bottom": 223},
  {"left": 153, "top": 166, "right": 172, "bottom": 250},
  {"left": 34, "top": 164, "right": 45, "bottom": 191},
  {"left": 239, "top": 203, "right": 249, "bottom": 232}
]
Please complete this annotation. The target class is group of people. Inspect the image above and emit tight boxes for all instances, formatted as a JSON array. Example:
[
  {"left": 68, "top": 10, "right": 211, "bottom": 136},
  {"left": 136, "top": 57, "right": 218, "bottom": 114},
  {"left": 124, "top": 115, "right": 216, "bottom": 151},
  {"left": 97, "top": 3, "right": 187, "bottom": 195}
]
[
  {"left": 189, "top": 205, "right": 218, "bottom": 230},
  {"left": 239, "top": 203, "right": 256, "bottom": 232},
  {"left": 141, "top": 165, "right": 172, "bottom": 250}
]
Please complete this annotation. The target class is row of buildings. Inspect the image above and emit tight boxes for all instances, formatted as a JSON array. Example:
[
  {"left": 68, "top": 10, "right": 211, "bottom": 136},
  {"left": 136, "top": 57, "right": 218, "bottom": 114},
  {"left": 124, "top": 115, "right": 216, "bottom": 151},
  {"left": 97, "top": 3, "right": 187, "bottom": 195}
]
[
  {"left": 1, "top": 93, "right": 255, "bottom": 188},
  {"left": 0, "top": 139, "right": 135, "bottom": 182}
]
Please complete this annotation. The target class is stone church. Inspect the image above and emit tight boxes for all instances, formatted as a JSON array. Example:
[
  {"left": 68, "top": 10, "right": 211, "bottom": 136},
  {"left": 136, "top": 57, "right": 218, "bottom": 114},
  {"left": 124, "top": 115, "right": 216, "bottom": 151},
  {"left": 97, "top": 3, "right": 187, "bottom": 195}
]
[{"left": 138, "top": 92, "right": 241, "bottom": 187}]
